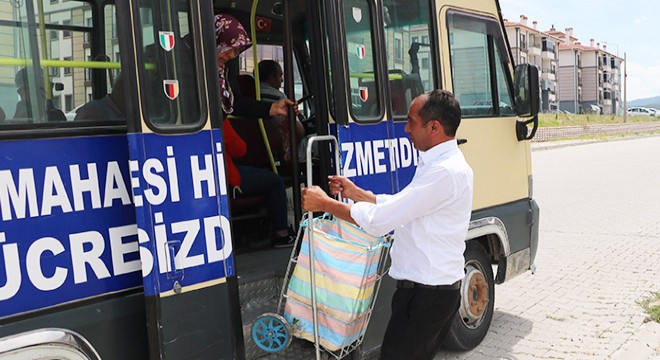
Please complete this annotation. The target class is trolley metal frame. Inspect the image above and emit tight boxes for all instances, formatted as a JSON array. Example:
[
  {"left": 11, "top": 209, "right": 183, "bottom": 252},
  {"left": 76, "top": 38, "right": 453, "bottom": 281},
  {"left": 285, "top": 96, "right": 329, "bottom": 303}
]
[{"left": 252, "top": 135, "right": 391, "bottom": 360}]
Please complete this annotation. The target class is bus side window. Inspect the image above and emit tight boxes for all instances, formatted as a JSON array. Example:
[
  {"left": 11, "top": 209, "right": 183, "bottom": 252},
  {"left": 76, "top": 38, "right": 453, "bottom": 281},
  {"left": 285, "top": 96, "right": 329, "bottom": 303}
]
[
  {"left": 0, "top": 1, "right": 127, "bottom": 126},
  {"left": 383, "top": 1, "right": 435, "bottom": 118},
  {"left": 447, "top": 11, "right": 515, "bottom": 117},
  {"left": 139, "top": 3, "right": 201, "bottom": 127},
  {"left": 343, "top": 0, "right": 382, "bottom": 121}
]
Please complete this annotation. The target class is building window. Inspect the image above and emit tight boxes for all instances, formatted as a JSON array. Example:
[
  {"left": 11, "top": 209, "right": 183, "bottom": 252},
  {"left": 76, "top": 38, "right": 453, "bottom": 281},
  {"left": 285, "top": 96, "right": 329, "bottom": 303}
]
[
  {"left": 65, "top": 95, "right": 73, "bottom": 112},
  {"left": 52, "top": 95, "right": 61, "bottom": 109},
  {"left": 62, "top": 20, "right": 72, "bottom": 38},
  {"left": 85, "top": 56, "right": 92, "bottom": 81},
  {"left": 50, "top": 30, "right": 58, "bottom": 40},
  {"left": 394, "top": 37, "right": 402, "bottom": 60},
  {"left": 63, "top": 57, "right": 72, "bottom": 75},
  {"left": 421, "top": 57, "right": 430, "bottom": 70}
]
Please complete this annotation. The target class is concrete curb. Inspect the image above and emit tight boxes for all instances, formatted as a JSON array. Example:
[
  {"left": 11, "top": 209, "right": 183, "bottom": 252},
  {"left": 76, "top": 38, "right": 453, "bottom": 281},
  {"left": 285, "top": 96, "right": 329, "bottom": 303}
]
[{"left": 610, "top": 322, "right": 660, "bottom": 359}]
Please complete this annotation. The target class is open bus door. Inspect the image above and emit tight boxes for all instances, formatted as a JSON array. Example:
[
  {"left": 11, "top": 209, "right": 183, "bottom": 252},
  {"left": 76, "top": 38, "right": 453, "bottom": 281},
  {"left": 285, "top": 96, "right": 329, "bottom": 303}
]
[{"left": 119, "top": 0, "right": 243, "bottom": 358}]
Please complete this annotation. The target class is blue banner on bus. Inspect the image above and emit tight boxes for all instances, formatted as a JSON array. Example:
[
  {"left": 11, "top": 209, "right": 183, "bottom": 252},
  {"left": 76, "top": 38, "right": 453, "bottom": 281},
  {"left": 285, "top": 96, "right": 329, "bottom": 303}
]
[
  {"left": 128, "top": 130, "right": 233, "bottom": 297},
  {"left": 335, "top": 122, "right": 418, "bottom": 195},
  {"left": 0, "top": 130, "right": 234, "bottom": 318}
]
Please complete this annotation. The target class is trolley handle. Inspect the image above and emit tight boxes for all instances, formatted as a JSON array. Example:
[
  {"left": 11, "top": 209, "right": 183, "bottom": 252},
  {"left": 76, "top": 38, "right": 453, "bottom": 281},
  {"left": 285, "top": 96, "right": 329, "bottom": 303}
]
[
  {"left": 305, "top": 135, "right": 342, "bottom": 204},
  {"left": 303, "top": 135, "right": 340, "bottom": 360}
]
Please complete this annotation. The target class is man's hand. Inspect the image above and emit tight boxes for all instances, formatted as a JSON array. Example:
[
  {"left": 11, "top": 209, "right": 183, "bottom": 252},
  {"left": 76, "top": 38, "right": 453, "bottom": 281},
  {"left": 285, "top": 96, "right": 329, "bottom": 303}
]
[
  {"left": 301, "top": 186, "right": 330, "bottom": 212},
  {"left": 269, "top": 98, "right": 299, "bottom": 117},
  {"left": 328, "top": 175, "right": 358, "bottom": 198},
  {"left": 328, "top": 175, "right": 376, "bottom": 203}
]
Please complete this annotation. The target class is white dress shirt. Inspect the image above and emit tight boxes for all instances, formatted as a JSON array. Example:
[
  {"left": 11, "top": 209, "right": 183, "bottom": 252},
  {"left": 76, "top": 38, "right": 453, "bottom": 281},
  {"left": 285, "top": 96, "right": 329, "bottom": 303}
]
[{"left": 350, "top": 139, "right": 473, "bottom": 286}]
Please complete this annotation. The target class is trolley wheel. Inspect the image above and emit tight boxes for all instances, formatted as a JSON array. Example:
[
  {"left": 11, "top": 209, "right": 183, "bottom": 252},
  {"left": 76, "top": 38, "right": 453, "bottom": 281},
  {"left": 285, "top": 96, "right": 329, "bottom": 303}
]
[{"left": 251, "top": 313, "right": 292, "bottom": 353}]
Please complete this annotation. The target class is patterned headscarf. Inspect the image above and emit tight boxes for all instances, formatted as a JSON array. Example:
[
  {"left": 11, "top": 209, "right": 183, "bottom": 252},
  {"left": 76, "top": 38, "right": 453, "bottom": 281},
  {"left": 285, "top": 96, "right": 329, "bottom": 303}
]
[{"left": 215, "top": 13, "right": 252, "bottom": 114}]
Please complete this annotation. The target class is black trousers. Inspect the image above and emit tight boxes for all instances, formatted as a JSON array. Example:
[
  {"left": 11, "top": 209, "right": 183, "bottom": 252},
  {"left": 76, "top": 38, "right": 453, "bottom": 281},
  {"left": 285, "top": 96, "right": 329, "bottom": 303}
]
[{"left": 379, "top": 287, "right": 461, "bottom": 360}]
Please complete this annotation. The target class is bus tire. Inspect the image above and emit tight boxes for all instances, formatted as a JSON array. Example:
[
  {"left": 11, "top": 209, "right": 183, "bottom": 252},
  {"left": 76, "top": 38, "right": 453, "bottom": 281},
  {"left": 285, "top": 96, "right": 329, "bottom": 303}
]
[{"left": 442, "top": 241, "right": 494, "bottom": 350}]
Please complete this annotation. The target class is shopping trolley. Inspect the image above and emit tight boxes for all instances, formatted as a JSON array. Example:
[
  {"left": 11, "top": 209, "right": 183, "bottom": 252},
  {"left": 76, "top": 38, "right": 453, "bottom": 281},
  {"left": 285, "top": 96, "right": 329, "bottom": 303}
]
[{"left": 251, "top": 135, "right": 391, "bottom": 360}]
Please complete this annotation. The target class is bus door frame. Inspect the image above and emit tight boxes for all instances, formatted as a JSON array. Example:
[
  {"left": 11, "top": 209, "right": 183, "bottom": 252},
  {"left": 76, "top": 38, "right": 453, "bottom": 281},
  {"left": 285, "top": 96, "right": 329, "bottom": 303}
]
[{"left": 117, "top": 0, "right": 244, "bottom": 358}]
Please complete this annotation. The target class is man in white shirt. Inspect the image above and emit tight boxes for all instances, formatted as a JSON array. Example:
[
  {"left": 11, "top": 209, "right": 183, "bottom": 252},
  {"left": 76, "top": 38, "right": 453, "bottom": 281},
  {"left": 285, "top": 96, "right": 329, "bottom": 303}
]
[{"left": 301, "top": 89, "right": 473, "bottom": 360}]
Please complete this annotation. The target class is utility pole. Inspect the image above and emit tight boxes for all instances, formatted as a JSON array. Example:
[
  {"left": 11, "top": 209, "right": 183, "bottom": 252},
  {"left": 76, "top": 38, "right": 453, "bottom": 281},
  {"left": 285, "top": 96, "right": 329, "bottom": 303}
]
[{"left": 623, "top": 52, "right": 627, "bottom": 123}]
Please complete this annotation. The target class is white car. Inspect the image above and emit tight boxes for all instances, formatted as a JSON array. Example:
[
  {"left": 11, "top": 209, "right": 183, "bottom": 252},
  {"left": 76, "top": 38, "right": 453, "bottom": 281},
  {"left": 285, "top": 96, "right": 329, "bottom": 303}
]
[
  {"left": 646, "top": 107, "right": 660, "bottom": 116},
  {"left": 65, "top": 104, "right": 86, "bottom": 121},
  {"left": 627, "top": 107, "right": 654, "bottom": 116}
]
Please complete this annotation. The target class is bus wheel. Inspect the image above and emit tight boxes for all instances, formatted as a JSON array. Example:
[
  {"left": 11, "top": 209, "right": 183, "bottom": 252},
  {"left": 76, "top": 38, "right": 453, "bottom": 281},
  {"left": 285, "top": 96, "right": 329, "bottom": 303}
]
[{"left": 443, "top": 241, "right": 494, "bottom": 350}]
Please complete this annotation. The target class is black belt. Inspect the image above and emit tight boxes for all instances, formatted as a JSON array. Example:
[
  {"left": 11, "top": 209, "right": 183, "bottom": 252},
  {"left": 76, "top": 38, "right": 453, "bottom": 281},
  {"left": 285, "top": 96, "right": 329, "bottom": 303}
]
[{"left": 396, "top": 280, "right": 461, "bottom": 290}]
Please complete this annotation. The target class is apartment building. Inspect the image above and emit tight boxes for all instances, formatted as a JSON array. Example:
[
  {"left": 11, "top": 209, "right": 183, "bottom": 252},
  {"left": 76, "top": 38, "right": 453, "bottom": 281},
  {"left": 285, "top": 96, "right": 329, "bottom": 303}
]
[
  {"left": 548, "top": 27, "right": 623, "bottom": 115},
  {"left": 505, "top": 15, "right": 623, "bottom": 115},
  {"left": 505, "top": 16, "right": 562, "bottom": 112}
]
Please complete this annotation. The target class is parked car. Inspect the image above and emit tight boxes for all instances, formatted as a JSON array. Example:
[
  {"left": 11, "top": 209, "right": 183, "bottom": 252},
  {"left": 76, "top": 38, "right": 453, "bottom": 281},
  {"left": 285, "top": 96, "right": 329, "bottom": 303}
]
[
  {"left": 646, "top": 107, "right": 660, "bottom": 116},
  {"left": 627, "top": 107, "right": 654, "bottom": 116},
  {"left": 64, "top": 104, "right": 85, "bottom": 121}
]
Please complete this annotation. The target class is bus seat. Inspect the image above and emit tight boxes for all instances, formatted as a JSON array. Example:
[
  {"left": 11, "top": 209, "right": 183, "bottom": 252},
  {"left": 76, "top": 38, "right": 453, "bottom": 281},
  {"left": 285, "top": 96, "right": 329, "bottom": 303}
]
[
  {"left": 231, "top": 74, "right": 284, "bottom": 169},
  {"left": 229, "top": 192, "right": 270, "bottom": 250},
  {"left": 388, "top": 69, "right": 424, "bottom": 117},
  {"left": 236, "top": 74, "right": 256, "bottom": 99}
]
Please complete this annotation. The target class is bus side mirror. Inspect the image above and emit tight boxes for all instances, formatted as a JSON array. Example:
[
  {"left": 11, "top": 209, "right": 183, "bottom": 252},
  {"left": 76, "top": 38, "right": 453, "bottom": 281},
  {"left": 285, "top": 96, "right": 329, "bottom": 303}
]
[{"left": 514, "top": 64, "right": 540, "bottom": 140}]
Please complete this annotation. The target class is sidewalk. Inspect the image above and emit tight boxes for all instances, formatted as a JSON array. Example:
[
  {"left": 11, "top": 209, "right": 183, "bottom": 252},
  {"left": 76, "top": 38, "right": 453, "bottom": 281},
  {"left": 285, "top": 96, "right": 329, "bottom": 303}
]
[
  {"left": 531, "top": 134, "right": 660, "bottom": 359},
  {"left": 610, "top": 322, "right": 660, "bottom": 359}
]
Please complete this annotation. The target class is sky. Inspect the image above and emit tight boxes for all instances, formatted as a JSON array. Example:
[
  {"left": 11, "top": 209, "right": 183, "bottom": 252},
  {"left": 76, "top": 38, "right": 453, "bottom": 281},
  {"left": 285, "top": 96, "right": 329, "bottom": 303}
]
[{"left": 499, "top": 0, "right": 660, "bottom": 101}]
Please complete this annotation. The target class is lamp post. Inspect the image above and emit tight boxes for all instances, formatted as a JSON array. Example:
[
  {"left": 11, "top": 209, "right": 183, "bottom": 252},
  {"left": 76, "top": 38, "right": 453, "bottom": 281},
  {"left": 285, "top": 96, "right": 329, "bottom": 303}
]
[{"left": 624, "top": 52, "right": 627, "bottom": 123}]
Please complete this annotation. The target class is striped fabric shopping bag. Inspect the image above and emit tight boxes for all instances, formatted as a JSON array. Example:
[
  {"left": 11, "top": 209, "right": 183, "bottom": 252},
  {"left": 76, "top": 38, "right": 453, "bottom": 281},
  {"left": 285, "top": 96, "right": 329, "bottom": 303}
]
[{"left": 284, "top": 216, "right": 386, "bottom": 351}]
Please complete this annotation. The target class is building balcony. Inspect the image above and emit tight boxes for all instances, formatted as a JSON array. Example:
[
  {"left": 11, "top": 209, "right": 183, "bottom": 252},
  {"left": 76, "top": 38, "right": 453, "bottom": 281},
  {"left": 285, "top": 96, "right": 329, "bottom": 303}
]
[
  {"left": 603, "top": 82, "right": 612, "bottom": 90},
  {"left": 602, "top": 99, "right": 612, "bottom": 106},
  {"left": 541, "top": 72, "right": 556, "bottom": 82},
  {"left": 600, "top": 60, "right": 612, "bottom": 72},
  {"left": 542, "top": 50, "right": 555, "bottom": 60},
  {"left": 528, "top": 44, "right": 541, "bottom": 56}
]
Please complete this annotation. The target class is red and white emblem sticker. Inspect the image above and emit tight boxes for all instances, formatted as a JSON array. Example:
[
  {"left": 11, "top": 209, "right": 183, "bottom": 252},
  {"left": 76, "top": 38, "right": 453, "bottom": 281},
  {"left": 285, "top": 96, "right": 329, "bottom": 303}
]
[
  {"left": 359, "top": 86, "right": 368, "bottom": 102},
  {"left": 159, "top": 31, "right": 175, "bottom": 52},
  {"left": 163, "top": 80, "right": 179, "bottom": 100},
  {"left": 356, "top": 45, "right": 365, "bottom": 59}
]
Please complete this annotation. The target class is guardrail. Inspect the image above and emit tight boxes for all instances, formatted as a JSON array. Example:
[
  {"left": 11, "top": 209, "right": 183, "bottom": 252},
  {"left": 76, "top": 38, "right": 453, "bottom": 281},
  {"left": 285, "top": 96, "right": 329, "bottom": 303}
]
[{"left": 533, "top": 122, "right": 660, "bottom": 142}]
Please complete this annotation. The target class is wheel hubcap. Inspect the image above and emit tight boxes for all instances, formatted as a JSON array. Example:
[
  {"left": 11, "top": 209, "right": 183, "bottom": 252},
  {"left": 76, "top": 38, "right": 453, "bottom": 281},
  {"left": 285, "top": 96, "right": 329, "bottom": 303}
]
[{"left": 459, "top": 267, "right": 490, "bottom": 327}]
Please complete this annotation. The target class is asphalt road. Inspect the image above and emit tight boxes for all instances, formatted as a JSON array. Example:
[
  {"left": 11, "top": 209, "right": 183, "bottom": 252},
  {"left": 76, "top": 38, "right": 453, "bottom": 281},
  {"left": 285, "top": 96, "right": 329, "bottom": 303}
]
[{"left": 435, "top": 136, "right": 660, "bottom": 359}]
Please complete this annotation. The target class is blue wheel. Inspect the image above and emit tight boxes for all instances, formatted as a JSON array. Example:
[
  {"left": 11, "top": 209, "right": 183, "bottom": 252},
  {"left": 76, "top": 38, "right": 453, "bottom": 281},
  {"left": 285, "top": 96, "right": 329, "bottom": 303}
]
[{"left": 251, "top": 313, "right": 292, "bottom": 353}]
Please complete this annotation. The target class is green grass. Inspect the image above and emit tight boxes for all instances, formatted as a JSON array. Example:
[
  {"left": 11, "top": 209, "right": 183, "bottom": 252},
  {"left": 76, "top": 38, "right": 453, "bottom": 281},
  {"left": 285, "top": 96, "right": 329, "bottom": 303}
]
[
  {"left": 539, "top": 113, "right": 660, "bottom": 127},
  {"left": 640, "top": 293, "right": 660, "bottom": 323}
]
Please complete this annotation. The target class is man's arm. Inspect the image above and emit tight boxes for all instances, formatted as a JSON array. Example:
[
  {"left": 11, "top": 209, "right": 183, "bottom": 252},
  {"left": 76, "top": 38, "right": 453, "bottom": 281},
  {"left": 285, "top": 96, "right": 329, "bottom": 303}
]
[{"left": 301, "top": 186, "right": 357, "bottom": 224}]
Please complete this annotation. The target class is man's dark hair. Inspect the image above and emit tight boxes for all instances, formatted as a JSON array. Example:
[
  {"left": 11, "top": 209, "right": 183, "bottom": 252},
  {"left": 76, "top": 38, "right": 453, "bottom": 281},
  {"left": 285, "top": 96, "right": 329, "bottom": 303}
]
[
  {"left": 418, "top": 89, "right": 461, "bottom": 137},
  {"left": 258, "top": 60, "right": 281, "bottom": 80}
]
